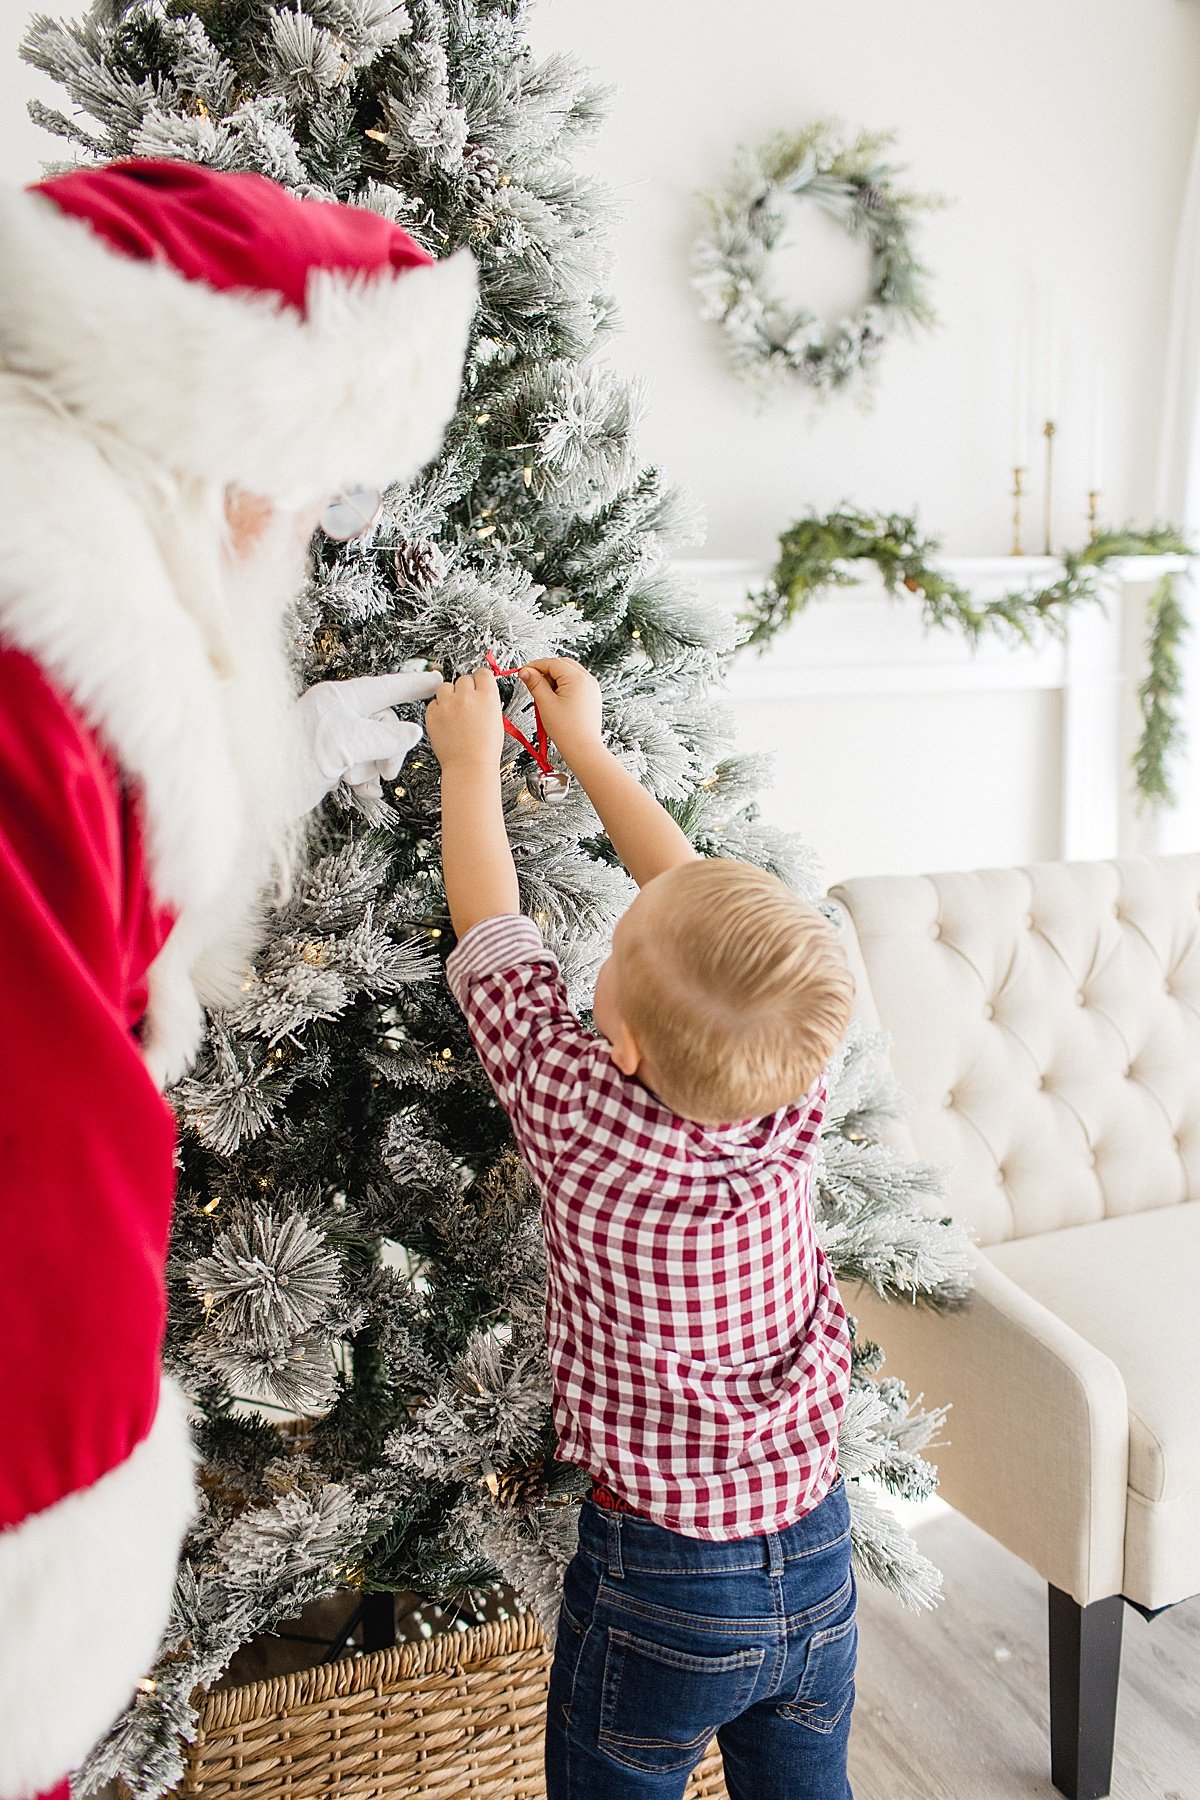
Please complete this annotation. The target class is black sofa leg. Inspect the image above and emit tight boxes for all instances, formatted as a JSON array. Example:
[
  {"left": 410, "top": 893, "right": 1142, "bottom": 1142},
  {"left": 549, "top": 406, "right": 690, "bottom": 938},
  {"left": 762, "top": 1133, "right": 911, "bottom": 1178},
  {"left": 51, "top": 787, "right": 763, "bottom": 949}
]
[{"left": 1048, "top": 1585, "right": 1125, "bottom": 1799}]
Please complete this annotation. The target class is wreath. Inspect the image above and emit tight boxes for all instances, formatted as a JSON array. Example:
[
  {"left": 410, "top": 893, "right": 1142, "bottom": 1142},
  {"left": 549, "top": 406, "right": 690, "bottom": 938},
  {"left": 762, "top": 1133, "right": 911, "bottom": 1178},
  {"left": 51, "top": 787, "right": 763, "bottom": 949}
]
[{"left": 692, "top": 124, "right": 940, "bottom": 395}]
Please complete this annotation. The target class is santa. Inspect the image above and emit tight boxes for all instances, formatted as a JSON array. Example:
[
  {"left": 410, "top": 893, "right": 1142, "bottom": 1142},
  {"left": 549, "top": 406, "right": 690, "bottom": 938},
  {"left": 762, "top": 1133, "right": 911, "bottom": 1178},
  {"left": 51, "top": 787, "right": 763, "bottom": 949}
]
[{"left": 0, "top": 159, "right": 475, "bottom": 1800}]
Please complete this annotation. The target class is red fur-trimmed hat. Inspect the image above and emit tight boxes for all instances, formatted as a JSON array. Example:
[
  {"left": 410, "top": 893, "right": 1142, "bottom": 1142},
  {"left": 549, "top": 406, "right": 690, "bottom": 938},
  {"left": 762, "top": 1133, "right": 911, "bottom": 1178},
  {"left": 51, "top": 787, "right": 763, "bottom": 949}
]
[{"left": 0, "top": 159, "right": 476, "bottom": 505}]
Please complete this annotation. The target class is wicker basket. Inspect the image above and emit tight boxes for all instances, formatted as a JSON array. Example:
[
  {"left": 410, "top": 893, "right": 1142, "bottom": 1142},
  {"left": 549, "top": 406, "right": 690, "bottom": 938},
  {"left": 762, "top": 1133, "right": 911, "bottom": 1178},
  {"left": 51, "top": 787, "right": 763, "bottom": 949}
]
[{"left": 180, "top": 1612, "right": 729, "bottom": 1798}]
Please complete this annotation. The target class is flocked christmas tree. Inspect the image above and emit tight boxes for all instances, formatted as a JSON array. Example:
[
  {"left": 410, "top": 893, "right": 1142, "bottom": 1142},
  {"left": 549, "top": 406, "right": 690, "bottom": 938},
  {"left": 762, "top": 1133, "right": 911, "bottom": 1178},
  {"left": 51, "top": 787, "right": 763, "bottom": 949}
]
[{"left": 23, "top": 4, "right": 973, "bottom": 1791}]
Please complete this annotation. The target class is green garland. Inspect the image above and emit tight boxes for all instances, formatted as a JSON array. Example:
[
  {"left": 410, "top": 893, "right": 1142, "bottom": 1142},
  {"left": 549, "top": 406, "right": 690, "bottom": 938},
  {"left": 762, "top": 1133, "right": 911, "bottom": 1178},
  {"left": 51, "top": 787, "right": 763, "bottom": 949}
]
[
  {"left": 1135, "top": 575, "right": 1189, "bottom": 804},
  {"left": 743, "top": 508, "right": 1191, "bottom": 804}
]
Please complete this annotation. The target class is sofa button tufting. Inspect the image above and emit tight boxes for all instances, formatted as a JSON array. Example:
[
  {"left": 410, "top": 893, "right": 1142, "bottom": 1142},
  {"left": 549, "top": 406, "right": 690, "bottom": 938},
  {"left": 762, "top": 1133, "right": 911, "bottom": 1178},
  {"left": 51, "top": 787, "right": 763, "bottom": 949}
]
[
  {"left": 1024, "top": 913, "right": 1035, "bottom": 929},
  {"left": 943, "top": 1091, "right": 955, "bottom": 1108},
  {"left": 1087, "top": 1151, "right": 1098, "bottom": 1168},
  {"left": 1076, "top": 991, "right": 1087, "bottom": 1006},
  {"left": 995, "top": 1167, "right": 1006, "bottom": 1186},
  {"left": 930, "top": 923, "right": 941, "bottom": 939},
  {"left": 983, "top": 1002, "right": 995, "bottom": 1020},
  {"left": 1036, "top": 1075, "right": 1046, "bottom": 1090}
]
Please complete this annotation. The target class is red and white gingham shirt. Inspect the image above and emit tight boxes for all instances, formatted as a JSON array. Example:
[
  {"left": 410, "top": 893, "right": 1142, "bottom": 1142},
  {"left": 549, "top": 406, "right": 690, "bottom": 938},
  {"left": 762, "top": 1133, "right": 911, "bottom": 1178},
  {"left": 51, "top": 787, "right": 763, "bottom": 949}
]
[{"left": 447, "top": 913, "right": 852, "bottom": 1540}]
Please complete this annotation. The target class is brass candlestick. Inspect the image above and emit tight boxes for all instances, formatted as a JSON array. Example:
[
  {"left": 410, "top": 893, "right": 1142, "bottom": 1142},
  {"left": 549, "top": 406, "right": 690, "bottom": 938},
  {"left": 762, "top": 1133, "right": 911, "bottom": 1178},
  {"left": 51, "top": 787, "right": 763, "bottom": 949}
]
[
  {"left": 1011, "top": 466, "right": 1027, "bottom": 556},
  {"left": 1042, "top": 419, "right": 1056, "bottom": 555},
  {"left": 1087, "top": 489, "right": 1101, "bottom": 543}
]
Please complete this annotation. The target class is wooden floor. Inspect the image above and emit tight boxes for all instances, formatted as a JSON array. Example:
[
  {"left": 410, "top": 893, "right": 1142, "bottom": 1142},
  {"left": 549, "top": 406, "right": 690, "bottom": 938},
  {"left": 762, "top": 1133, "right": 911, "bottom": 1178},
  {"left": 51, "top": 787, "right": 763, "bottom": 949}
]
[{"left": 849, "top": 1507, "right": 1199, "bottom": 1800}]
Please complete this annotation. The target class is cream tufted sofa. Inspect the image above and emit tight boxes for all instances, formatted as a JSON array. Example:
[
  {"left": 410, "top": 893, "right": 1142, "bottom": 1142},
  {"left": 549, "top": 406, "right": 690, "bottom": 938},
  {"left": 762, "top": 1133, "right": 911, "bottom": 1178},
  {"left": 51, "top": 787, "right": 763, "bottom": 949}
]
[{"left": 831, "top": 856, "right": 1200, "bottom": 1800}]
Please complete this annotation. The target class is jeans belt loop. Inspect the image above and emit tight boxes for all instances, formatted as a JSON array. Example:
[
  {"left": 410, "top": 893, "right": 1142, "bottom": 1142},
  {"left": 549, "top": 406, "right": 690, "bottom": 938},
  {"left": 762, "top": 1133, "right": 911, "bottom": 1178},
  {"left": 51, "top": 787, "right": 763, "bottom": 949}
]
[
  {"left": 766, "top": 1531, "right": 783, "bottom": 1576},
  {"left": 606, "top": 1512, "right": 625, "bottom": 1579}
]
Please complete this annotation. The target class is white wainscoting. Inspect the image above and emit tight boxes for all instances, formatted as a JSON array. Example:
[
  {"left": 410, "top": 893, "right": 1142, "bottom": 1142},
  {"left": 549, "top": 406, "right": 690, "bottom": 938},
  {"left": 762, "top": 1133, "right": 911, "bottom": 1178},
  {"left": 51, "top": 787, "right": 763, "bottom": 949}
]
[{"left": 691, "top": 556, "right": 1190, "bottom": 888}]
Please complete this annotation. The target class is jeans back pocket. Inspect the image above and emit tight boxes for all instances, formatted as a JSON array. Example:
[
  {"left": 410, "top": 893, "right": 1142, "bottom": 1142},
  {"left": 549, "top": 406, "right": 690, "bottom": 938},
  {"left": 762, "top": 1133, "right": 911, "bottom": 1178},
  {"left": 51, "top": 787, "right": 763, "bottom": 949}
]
[
  {"left": 778, "top": 1602, "right": 858, "bottom": 1735},
  {"left": 598, "top": 1627, "right": 765, "bottom": 1773}
]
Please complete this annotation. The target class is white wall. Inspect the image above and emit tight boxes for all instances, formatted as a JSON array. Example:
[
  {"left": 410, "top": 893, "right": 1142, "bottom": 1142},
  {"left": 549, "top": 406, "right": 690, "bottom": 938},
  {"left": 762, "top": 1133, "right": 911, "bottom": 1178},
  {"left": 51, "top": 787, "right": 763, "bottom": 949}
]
[
  {"left": 0, "top": 1, "right": 80, "bottom": 187},
  {"left": 527, "top": 0, "right": 1200, "bottom": 881},
  {"left": 527, "top": 0, "right": 1200, "bottom": 561}
]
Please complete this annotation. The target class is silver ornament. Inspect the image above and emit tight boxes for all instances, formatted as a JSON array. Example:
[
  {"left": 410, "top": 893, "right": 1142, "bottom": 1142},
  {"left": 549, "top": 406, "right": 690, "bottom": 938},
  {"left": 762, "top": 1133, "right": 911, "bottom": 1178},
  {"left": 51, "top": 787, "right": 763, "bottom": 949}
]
[
  {"left": 318, "top": 487, "right": 383, "bottom": 542},
  {"left": 527, "top": 767, "right": 572, "bottom": 804}
]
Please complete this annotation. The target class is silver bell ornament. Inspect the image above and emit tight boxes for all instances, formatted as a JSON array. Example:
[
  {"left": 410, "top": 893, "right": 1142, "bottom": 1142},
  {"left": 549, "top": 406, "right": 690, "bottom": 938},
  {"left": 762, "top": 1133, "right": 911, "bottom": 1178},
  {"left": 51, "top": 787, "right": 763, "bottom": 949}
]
[
  {"left": 318, "top": 486, "right": 383, "bottom": 542},
  {"left": 527, "top": 767, "right": 573, "bottom": 804}
]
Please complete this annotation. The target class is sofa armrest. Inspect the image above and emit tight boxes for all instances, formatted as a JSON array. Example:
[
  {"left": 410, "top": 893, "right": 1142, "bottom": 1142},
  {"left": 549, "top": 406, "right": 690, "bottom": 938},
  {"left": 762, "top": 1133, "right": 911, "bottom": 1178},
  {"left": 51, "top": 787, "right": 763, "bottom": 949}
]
[{"left": 851, "top": 1255, "right": 1129, "bottom": 1605}]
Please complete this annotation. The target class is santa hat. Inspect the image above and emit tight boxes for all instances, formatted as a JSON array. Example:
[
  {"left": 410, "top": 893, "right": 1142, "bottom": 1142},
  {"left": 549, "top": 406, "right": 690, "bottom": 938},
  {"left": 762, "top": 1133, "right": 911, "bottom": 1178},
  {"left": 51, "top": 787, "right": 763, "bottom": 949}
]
[
  {"left": 0, "top": 159, "right": 477, "bottom": 505},
  {"left": 0, "top": 162, "right": 478, "bottom": 1072}
]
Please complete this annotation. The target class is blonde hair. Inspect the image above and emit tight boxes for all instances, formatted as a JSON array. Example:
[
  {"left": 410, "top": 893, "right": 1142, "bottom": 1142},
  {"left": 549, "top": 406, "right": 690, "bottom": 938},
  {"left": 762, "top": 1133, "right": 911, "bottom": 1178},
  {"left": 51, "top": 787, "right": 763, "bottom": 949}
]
[{"left": 618, "top": 859, "right": 855, "bottom": 1123}]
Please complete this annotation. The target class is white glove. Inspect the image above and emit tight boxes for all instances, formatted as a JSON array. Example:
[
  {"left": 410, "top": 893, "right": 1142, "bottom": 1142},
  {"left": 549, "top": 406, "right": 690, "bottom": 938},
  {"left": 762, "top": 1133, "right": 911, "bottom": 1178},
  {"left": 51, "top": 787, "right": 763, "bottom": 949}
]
[{"left": 291, "top": 670, "right": 443, "bottom": 815}]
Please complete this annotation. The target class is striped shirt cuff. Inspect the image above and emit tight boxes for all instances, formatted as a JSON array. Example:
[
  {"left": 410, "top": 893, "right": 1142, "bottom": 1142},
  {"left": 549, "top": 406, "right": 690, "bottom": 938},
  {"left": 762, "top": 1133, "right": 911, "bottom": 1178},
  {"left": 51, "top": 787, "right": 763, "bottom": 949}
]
[{"left": 445, "top": 914, "right": 554, "bottom": 1011}]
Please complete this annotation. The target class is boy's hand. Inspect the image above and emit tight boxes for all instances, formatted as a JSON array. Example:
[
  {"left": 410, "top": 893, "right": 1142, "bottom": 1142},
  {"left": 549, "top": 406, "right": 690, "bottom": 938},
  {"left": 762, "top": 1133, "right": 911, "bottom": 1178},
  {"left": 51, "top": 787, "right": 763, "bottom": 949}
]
[
  {"left": 519, "top": 658, "right": 603, "bottom": 766},
  {"left": 424, "top": 668, "right": 505, "bottom": 770}
]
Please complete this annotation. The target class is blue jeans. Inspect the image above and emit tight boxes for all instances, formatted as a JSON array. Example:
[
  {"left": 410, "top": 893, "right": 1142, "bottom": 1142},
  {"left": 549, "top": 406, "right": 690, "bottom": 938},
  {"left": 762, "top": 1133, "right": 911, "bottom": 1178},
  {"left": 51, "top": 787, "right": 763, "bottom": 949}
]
[{"left": 545, "top": 1475, "right": 856, "bottom": 1800}]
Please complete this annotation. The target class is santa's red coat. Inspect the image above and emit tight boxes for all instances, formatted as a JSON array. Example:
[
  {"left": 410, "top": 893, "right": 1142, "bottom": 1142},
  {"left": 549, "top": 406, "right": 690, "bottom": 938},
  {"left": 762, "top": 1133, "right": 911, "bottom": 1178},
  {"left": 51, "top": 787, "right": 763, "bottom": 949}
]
[
  {"left": 0, "top": 647, "right": 183, "bottom": 1800},
  {"left": 0, "top": 646, "right": 176, "bottom": 1531}
]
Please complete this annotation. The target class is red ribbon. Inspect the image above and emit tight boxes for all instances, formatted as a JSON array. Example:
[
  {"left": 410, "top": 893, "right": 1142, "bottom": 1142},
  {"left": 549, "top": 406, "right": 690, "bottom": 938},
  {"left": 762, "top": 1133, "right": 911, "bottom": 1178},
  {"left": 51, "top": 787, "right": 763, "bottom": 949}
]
[{"left": 485, "top": 651, "right": 554, "bottom": 775}]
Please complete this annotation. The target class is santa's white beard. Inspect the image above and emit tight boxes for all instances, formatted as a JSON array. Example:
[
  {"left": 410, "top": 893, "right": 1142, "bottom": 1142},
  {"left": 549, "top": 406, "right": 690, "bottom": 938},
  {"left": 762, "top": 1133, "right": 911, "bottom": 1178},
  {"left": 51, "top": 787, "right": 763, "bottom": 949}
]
[
  {"left": 107, "top": 454, "right": 312, "bottom": 900},
  {"left": 137, "top": 474, "right": 316, "bottom": 1048},
  {"left": 216, "top": 506, "right": 314, "bottom": 894}
]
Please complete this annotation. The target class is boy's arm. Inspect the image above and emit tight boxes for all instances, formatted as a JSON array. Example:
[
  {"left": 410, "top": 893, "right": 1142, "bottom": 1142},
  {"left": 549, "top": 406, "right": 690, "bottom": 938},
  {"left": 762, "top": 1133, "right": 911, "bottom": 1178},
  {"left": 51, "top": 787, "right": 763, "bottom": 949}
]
[
  {"left": 520, "top": 659, "right": 697, "bottom": 888},
  {"left": 427, "top": 667, "right": 599, "bottom": 1179},
  {"left": 424, "top": 669, "right": 520, "bottom": 936}
]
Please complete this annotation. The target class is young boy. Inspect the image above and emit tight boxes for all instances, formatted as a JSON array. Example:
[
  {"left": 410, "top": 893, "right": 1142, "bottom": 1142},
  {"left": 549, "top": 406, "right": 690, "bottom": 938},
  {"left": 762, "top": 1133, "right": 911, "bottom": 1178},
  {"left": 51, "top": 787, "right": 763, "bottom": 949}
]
[{"left": 424, "top": 658, "right": 858, "bottom": 1800}]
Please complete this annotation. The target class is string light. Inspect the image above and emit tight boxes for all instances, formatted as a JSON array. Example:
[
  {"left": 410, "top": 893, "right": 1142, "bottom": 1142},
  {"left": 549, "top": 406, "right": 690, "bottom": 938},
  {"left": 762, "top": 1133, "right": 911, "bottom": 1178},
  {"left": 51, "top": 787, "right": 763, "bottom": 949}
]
[
  {"left": 429, "top": 928, "right": 442, "bottom": 939},
  {"left": 474, "top": 412, "right": 491, "bottom": 425},
  {"left": 202, "top": 1197, "right": 220, "bottom": 1215},
  {"left": 440, "top": 1047, "right": 453, "bottom": 1060},
  {"left": 365, "top": 127, "right": 387, "bottom": 143},
  {"left": 136, "top": 1677, "right": 157, "bottom": 1695}
]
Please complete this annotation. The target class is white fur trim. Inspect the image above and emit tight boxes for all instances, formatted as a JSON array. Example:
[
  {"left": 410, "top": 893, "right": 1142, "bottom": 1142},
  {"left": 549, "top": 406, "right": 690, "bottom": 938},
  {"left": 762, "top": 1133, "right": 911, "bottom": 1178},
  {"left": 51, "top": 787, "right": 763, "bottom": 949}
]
[
  {"left": 0, "top": 1378, "right": 197, "bottom": 1799},
  {"left": 0, "top": 381, "right": 240, "bottom": 918},
  {"left": 0, "top": 190, "right": 477, "bottom": 507}
]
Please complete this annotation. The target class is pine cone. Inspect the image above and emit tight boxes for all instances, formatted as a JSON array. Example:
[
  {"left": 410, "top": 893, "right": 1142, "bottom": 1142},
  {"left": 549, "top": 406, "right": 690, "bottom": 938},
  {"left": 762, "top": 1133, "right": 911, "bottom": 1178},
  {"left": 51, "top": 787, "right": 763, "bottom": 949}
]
[
  {"left": 857, "top": 181, "right": 886, "bottom": 213},
  {"left": 394, "top": 538, "right": 448, "bottom": 592},
  {"left": 462, "top": 142, "right": 501, "bottom": 199},
  {"left": 493, "top": 1461, "right": 550, "bottom": 1510}
]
